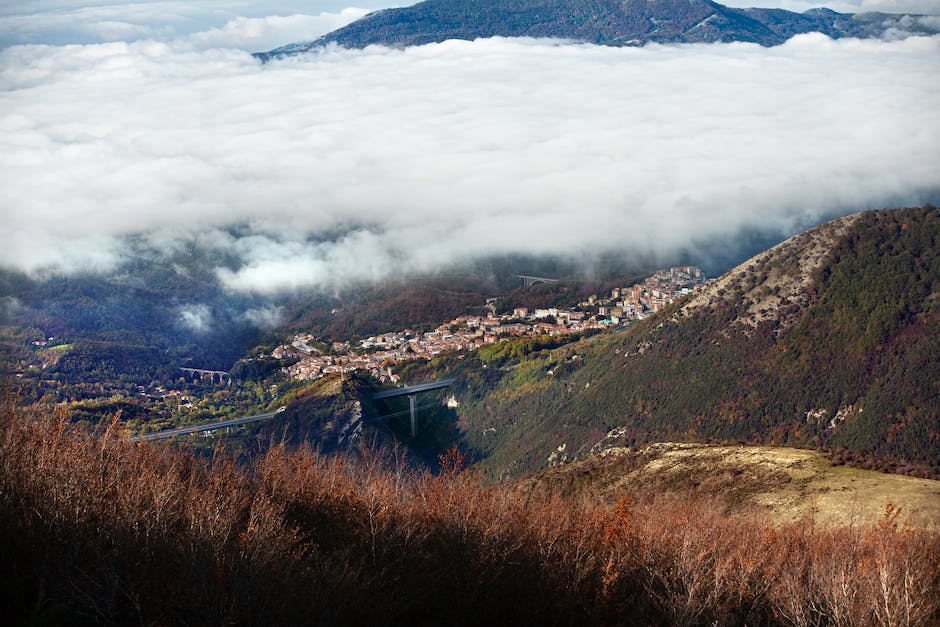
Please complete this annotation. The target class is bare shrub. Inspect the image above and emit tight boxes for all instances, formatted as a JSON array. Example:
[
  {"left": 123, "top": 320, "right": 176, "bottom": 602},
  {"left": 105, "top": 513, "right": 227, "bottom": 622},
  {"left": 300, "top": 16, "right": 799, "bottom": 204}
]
[{"left": 1, "top": 394, "right": 938, "bottom": 626}]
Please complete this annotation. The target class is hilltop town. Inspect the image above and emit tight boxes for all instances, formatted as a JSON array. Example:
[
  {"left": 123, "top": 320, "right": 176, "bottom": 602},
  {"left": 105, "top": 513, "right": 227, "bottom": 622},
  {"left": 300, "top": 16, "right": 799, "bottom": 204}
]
[{"left": 273, "top": 266, "right": 709, "bottom": 383}]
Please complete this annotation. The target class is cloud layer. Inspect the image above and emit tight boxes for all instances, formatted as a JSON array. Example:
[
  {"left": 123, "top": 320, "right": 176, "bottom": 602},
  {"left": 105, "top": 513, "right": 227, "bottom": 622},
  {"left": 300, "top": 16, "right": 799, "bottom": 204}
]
[
  {"left": 0, "top": 1, "right": 402, "bottom": 49},
  {"left": 719, "top": 0, "right": 940, "bottom": 13},
  {"left": 1, "top": 33, "right": 938, "bottom": 292}
]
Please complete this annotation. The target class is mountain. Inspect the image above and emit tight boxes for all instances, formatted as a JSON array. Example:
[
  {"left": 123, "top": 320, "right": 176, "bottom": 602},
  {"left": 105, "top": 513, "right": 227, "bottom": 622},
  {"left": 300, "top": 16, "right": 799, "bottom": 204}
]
[
  {"left": 258, "top": 0, "right": 939, "bottom": 58},
  {"left": 397, "top": 207, "right": 940, "bottom": 476}
]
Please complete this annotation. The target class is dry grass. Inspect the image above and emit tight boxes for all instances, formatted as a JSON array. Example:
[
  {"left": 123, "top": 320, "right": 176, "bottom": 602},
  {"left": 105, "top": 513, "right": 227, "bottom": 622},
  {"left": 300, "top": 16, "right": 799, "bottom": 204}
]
[
  {"left": 1, "top": 397, "right": 939, "bottom": 626},
  {"left": 518, "top": 443, "right": 940, "bottom": 528}
]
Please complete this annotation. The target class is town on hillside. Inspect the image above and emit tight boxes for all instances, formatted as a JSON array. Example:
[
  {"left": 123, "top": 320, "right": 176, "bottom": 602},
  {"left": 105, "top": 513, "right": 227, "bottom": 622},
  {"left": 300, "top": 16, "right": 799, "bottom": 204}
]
[{"left": 273, "top": 266, "right": 710, "bottom": 383}]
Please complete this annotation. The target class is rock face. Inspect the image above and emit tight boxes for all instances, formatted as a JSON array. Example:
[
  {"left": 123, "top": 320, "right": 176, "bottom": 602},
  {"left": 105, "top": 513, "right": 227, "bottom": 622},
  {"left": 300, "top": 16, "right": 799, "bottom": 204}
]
[{"left": 258, "top": 0, "right": 939, "bottom": 58}]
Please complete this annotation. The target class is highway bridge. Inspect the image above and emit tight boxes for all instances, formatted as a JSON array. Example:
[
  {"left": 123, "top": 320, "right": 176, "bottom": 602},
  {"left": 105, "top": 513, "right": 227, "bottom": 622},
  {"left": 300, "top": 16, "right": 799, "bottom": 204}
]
[
  {"left": 128, "top": 406, "right": 286, "bottom": 442},
  {"left": 373, "top": 378, "right": 455, "bottom": 437},
  {"left": 516, "top": 275, "right": 559, "bottom": 287},
  {"left": 134, "top": 378, "right": 457, "bottom": 442}
]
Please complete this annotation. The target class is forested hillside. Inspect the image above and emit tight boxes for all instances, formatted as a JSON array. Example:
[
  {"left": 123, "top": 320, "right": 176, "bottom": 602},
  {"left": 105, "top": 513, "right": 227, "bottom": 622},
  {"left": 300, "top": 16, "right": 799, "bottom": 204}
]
[
  {"left": 400, "top": 207, "right": 940, "bottom": 475},
  {"left": 259, "top": 0, "right": 938, "bottom": 58}
]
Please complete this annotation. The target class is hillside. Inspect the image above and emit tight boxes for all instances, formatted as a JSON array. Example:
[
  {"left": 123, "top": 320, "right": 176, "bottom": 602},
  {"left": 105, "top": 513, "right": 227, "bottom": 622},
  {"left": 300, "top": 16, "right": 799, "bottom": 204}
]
[
  {"left": 258, "top": 0, "right": 938, "bottom": 58},
  {"left": 398, "top": 207, "right": 940, "bottom": 476},
  {"left": 204, "top": 373, "right": 461, "bottom": 470},
  {"left": 3, "top": 404, "right": 938, "bottom": 625},
  {"left": 516, "top": 443, "right": 940, "bottom": 527}
]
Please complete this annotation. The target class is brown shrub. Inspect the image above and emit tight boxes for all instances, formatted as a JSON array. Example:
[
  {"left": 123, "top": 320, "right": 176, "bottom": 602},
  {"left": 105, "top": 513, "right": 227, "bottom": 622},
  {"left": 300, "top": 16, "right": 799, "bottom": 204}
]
[{"left": 1, "top": 396, "right": 938, "bottom": 626}]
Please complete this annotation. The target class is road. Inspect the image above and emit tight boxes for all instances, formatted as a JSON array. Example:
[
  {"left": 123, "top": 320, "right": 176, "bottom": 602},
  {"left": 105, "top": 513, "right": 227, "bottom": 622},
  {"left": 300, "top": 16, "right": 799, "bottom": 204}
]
[
  {"left": 128, "top": 406, "right": 286, "bottom": 442},
  {"left": 372, "top": 378, "right": 456, "bottom": 400}
]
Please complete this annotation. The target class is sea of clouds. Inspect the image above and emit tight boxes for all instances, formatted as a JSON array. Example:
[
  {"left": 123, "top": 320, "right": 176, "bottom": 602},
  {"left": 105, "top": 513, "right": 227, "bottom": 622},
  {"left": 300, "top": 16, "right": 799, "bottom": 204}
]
[{"left": 1, "top": 1, "right": 939, "bottom": 293}]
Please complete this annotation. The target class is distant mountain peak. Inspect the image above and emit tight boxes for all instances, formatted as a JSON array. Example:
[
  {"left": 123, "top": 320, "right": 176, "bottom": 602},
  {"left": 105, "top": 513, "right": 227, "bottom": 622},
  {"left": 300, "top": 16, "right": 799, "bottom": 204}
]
[{"left": 257, "top": 0, "right": 938, "bottom": 59}]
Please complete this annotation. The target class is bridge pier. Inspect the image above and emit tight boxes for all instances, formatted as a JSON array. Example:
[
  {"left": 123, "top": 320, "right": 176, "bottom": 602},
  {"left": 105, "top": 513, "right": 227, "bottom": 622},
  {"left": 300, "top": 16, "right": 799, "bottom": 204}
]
[{"left": 372, "top": 378, "right": 455, "bottom": 438}]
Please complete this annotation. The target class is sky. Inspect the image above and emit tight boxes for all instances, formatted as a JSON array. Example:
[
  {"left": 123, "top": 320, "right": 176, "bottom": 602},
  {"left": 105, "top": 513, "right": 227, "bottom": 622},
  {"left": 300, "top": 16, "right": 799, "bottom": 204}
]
[
  {"left": 0, "top": 1, "right": 401, "bottom": 50},
  {"left": 1, "top": 1, "right": 939, "bottom": 293}
]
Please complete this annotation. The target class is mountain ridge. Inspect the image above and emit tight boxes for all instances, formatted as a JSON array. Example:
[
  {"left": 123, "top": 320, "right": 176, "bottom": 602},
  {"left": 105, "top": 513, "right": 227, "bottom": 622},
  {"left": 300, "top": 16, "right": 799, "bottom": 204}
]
[
  {"left": 392, "top": 206, "right": 940, "bottom": 476},
  {"left": 258, "top": 0, "right": 939, "bottom": 58}
]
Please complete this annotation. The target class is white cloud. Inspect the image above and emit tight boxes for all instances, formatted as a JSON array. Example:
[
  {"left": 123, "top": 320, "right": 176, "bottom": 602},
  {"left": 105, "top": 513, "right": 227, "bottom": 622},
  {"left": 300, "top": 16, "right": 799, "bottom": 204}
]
[
  {"left": 856, "top": 0, "right": 940, "bottom": 14},
  {"left": 239, "top": 304, "right": 285, "bottom": 329},
  {"left": 0, "top": 2, "right": 402, "bottom": 49},
  {"left": 718, "top": 0, "right": 940, "bottom": 14},
  {"left": 0, "top": 35, "right": 938, "bottom": 292},
  {"left": 183, "top": 10, "right": 370, "bottom": 52},
  {"left": 177, "top": 303, "right": 213, "bottom": 333},
  {"left": 0, "top": 296, "right": 23, "bottom": 323}
]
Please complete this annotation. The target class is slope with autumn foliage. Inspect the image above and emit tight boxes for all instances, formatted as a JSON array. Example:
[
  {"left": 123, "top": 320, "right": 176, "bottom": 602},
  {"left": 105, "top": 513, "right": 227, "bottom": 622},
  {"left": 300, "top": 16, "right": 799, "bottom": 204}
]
[
  {"left": 1, "top": 400, "right": 938, "bottom": 626},
  {"left": 398, "top": 207, "right": 940, "bottom": 475}
]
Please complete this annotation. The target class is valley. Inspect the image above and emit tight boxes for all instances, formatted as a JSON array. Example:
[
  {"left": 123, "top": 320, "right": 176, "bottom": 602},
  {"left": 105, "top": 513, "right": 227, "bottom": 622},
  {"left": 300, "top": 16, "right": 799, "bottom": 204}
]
[
  {"left": 5, "top": 206, "right": 939, "bottom": 499},
  {"left": 2, "top": 0, "right": 939, "bottom": 621}
]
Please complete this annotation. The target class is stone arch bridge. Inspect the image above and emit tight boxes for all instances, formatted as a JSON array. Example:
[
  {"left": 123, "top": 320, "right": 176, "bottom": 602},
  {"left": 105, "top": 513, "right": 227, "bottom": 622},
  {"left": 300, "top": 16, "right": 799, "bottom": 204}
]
[{"left": 179, "top": 367, "right": 230, "bottom": 385}]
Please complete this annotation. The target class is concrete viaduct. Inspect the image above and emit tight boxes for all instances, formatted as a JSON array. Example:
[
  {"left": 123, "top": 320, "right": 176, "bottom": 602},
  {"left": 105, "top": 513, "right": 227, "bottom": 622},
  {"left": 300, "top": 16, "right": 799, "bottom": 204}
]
[{"left": 372, "top": 378, "right": 455, "bottom": 437}]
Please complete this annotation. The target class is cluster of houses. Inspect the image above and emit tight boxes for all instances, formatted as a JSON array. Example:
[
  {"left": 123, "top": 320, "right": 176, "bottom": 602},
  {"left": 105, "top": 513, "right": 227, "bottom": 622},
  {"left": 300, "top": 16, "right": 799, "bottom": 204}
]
[
  {"left": 582, "top": 265, "right": 706, "bottom": 324},
  {"left": 274, "top": 266, "right": 708, "bottom": 383}
]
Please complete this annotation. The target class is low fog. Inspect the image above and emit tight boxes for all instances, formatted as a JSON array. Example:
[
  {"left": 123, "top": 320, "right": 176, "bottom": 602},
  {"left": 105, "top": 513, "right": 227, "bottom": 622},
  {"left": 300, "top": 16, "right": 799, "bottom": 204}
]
[{"left": 1, "top": 21, "right": 938, "bottom": 292}]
